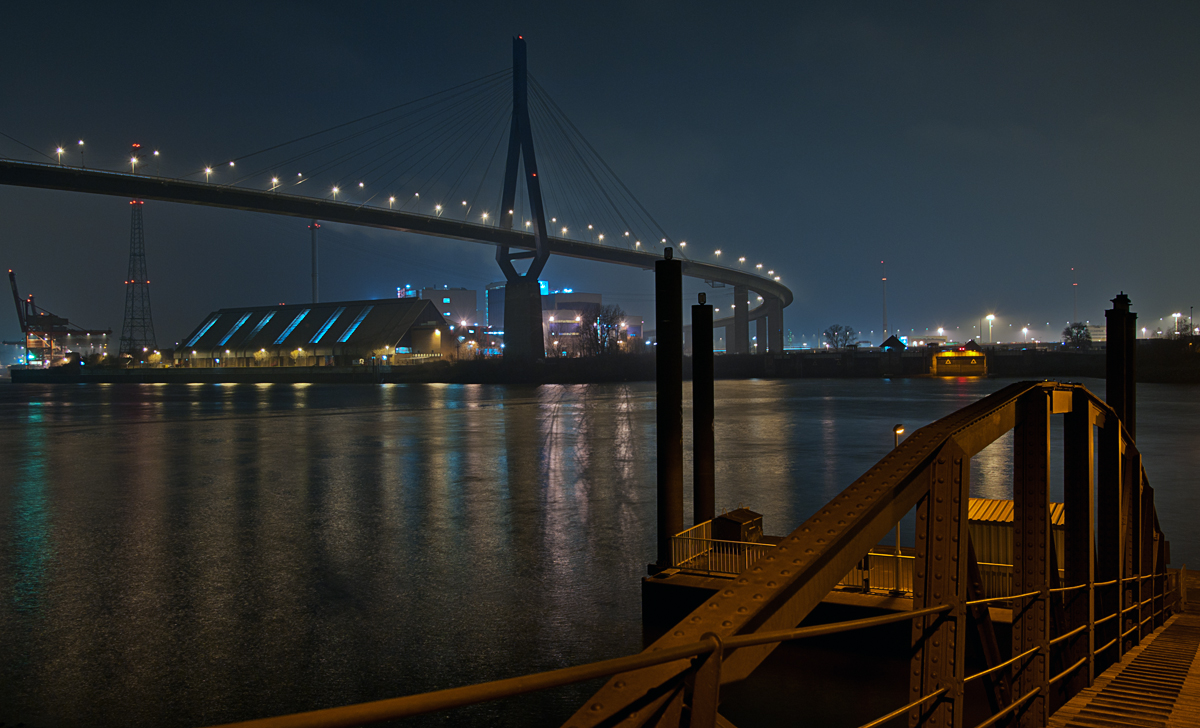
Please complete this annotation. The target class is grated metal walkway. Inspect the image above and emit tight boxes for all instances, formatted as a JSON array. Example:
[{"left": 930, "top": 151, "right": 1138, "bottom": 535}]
[{"left": 1049, "top": 613, "right": 1200, "bottom": 728}]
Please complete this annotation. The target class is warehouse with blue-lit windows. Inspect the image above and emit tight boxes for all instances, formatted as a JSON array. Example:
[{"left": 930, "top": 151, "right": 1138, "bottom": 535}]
[{"left": 174, "top": 298, "right": 455, "bottom": 367}]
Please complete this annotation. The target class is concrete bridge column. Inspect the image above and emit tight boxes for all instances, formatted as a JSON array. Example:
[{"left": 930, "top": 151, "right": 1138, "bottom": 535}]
[
  {"left": 755, "top": 317, "right": 766, "bottom": 354},
  {"left": 732, "top": 285, "right": 749, "bottom": 354},
  {"left": 766, "top": 295, "right": 784, "bottom": 353},
  {"left": 502, "top": 277, "right": 545, "bottom": 360}
]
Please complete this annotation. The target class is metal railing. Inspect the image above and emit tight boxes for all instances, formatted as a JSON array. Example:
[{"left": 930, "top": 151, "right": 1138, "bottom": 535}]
[
  {"left": 207, "top": 606, "right": 956, "bottom": 728},
  {"left": 201, "top": 381, "right": 1179, "bottom": 728},
  {"left": 669, "top": 521, "right": 774, "bottom": 576}
]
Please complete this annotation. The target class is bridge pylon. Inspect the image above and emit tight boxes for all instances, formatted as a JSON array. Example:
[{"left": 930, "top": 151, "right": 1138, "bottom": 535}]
[{"left": 497, "top": 36, "right": 550, "bottom": 360}]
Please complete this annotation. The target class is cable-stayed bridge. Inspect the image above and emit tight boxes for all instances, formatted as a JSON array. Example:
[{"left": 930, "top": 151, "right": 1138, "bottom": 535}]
[{"left": 0, "top": 37, "right": 791, "bottom": 358}]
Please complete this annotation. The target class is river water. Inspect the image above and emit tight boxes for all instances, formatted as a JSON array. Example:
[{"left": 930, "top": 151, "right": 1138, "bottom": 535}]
[{"left": 1, "top": 378, "right": 1197, "bottom": 727}]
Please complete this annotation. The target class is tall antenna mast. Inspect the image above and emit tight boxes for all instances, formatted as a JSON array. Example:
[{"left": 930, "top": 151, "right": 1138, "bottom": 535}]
[
  {"left": 119, "top": 200, "right": 157, "bottom": 356},
  {"left": 881, "top": 260, "right": 888, "bottom": 339}
]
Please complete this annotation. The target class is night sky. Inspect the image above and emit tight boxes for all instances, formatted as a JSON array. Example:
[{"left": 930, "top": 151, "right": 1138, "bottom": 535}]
[{"left": 3, "top": 2, "right": 1198, "bottom": 352}]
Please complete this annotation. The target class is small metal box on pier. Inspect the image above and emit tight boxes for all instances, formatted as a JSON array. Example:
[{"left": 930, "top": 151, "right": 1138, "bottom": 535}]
[{"left": 712, "top": 508, "right": 762, "bottom": 543}]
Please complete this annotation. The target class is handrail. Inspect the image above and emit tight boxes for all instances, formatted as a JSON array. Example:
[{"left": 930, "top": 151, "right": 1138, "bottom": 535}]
[
  {"left": 1049, "top": 624, "right": 1088, "bottom": 646},
  {"left": 724, "top": 604, "right": 951, "bottom": 650},
  {"left": 207, "top": 641, "right": 713, "bottom": 728},
  {"left": 964, "top": 645, "right": 1040, "bottom": 684},
  {"left": 1050, "top": 583, "right": 1089, "bottom": 594},
  {"left": 1095, "top": 637, "right": 1118, "bottom": 654},
  {"left": 971, "top": 687, "right": 1040, "bottom": 728},
  {"left": 1049, "top": 656, "right": 1089, "bottom": 685},
  {"left": 967, "top": 589, "right": 1041, "bottom": 606},
  {"left": 856, "top": 688, "right": 947, "bottom": 728},
  {"left": 198, "top": 380, "right": 1178, "bottom": 728},
  {"left": 206, "top": 603, "right": 954, "bottom": 728}
]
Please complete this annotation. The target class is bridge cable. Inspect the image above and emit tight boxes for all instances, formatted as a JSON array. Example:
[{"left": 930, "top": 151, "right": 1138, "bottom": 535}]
[
  {"left": 346, "top": 81, "right": 511, "bottom": 205},
  {"left": 527, "top": 95, "right": 616, "bottom": 242},
  {"left": 366, "top": 82, "right": 512, "bottom": 211},
  {"left": 226, "top": 68, "right": 509, "bottom": 165},
  {"left": 0, "top": 130, "right": 54, "bottom": 161},
  {"left": 530, "top": 75, "right": 683, "bottom": 257},
  {"left": 235, "top": 75, "right": 509, "bottom": 193}
]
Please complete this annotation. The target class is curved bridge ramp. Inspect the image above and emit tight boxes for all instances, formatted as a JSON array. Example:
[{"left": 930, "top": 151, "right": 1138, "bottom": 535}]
[{"left": 1049, "top": 613, "right": 1200, "bottom": 728}]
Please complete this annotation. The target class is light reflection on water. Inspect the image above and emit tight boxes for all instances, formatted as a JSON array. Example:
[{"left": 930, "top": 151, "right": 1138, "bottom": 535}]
[{"left": 1, "top": 377, "right": 1197, "bottom": 727}]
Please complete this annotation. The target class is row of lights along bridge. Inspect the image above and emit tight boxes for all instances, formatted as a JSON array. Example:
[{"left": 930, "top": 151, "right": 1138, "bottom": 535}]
[{"left": 47, "top": 141, "right": 784, "bottom": 285}]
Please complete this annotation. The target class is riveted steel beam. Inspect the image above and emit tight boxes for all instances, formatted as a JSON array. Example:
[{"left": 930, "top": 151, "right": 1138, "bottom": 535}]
[
  {"left": 965, "top": 538, "right": 1012, "bottom": 716},
  {"left": 563, "top": 381, "right": 1148, "bottom": 728},
  {"left": 1013, "top": 389, "right": 1051, "bottom": 728},
  {"left": 1095, "top": 409, "right": 1122, "bottom": 673},
  {"left": 908, "top": 439, "right": 969, "bottom": 728},
  {"left": 1122, "top": 448, "right": 1141, "bottom": 652},
  {"left": 1062, "top": 391, "right": 1095, "bottom": 691},
  {"left": 564, "top": 382, "right": 1051, "bottom": 727}
]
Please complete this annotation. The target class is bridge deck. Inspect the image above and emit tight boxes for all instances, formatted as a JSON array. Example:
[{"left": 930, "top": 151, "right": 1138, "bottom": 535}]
[{"left": 1048, "top": 613, "right": 1200, "bottom": 728}]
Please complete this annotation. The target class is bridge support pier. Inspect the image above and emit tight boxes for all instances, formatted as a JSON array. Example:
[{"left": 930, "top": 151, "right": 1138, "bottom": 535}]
[
  {"left": 765, "top": 295, "right": 784, "bottom": 353},
  {"left": 502, "top": 277, "right": 545, "bottom": 360},
  {"left": 496, "top": 35, "right": 550, "bottom": 361},
  {"left": 731, "top": 285, "right": 749, "bottom": 354}
]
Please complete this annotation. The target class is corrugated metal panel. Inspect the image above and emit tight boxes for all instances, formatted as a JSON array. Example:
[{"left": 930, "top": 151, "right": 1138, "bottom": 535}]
[{"left": 968, "top": 498, "right": 1064, "bottom": 526}]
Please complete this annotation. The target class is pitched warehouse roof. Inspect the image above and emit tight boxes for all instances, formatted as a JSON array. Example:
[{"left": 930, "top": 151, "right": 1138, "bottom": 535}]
[{"left": 180, "top": 298, "right": 447, "bottom": 351}]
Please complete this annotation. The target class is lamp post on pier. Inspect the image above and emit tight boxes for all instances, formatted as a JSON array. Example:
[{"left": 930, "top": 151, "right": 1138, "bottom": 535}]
[{"left": 891, "top": 424, "right": 905, "bottom": 595}]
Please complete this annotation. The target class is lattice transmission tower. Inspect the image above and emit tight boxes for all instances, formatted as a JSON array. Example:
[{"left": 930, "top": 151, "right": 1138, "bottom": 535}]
[{"left": 119, "top": 200, "right": 157, "bottom": 355}]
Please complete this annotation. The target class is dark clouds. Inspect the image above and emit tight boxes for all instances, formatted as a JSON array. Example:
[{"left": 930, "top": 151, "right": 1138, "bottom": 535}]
[{"left": 2, "top": 2, "right": 1197, "bottom": 349}]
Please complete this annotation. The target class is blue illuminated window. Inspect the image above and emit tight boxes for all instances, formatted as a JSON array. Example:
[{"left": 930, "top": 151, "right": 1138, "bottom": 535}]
[
  {"left": 310, "top": 307, "right": 346, "bottom": 344},
  {"left": 274, "top": 309, "right": 310, "bottom": 344},
  {"left": 442, "top": 297, "right": 451, "bottom": 303},
  {"left": 217, "top": 312, "right": 253, "bottom": 346},
  {"left": 336, "top": 305, "right": 373, "bottom": 343},
  {"left": 244, "top": 311, "right": 275, "bottom": 341},
  {"left": 185, "top": 315, "right": 221, "bottom": 347}
]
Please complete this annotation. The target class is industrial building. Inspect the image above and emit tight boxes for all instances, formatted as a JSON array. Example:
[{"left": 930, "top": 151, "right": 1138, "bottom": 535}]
[
  {"left": 175, "top": 298, "right": 455, "bottom": 367},
  {"left": 8, "top": 270, "right": 111, "bottom": 366},
  {"left": 398, "top": 285, "right": 480, "bottom": 324}
]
